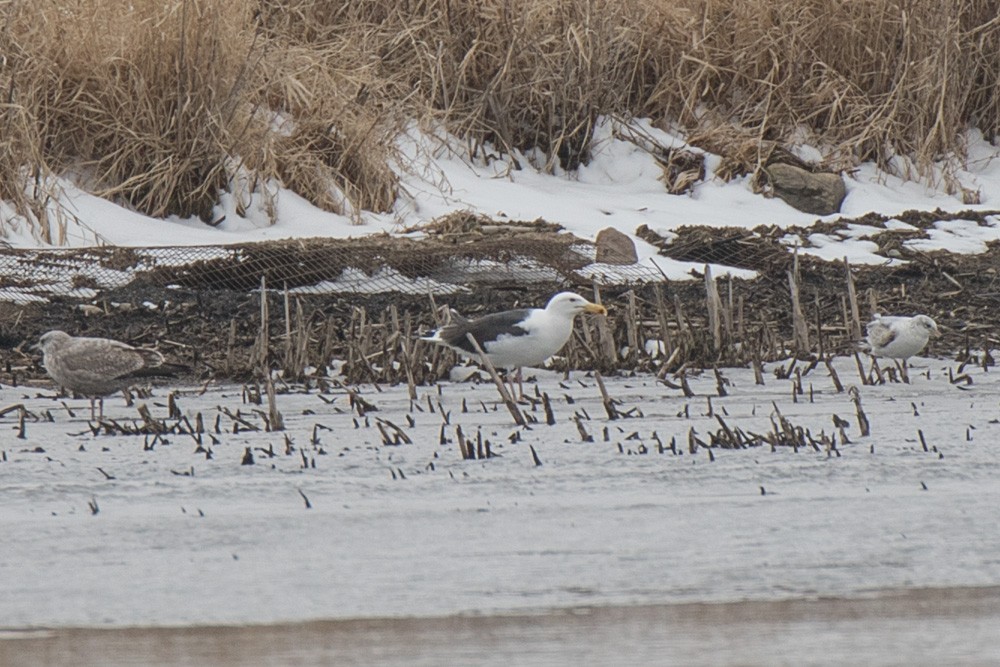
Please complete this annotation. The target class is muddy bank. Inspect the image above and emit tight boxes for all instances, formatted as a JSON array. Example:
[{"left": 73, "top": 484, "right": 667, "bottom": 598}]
[{"left": 3, "top": 587, "right": 998, "bottom": 667}]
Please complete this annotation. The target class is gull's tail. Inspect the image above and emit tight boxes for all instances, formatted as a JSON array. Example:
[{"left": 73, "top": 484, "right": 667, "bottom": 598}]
[
  {"left": 125, "top": 361, "right": 190, "bottom": 381},
  {"left": 421, "top": 308, "right": 468, "bottom": 343}
]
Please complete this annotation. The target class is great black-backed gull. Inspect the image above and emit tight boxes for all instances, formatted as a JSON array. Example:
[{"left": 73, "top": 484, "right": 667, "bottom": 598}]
[
  {"left": 864, "top": 314, "right": 939, "bottom": 360},
  {"left": 34, "top": 330, "right": 187, "bottom": 420},
  {"left": 422, "top": 292, "right": 607, "bottom": 372}
]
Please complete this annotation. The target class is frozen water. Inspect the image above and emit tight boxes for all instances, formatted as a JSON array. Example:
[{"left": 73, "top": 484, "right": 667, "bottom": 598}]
[{"left": 2, "top": 355, "right": 1000, "bottom": 630}]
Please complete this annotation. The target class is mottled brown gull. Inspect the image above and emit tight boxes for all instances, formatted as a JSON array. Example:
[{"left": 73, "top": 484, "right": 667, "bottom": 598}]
[{"left": 35, "top": 330, "right": 187, "bottom": 420}]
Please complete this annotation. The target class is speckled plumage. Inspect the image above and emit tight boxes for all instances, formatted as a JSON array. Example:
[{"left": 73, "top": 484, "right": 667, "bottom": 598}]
[{"left": 36, "top": 330, "right": 185, "bottom": 419}]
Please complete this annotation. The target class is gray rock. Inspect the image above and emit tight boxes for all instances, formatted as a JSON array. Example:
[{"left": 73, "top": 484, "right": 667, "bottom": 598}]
[
  {"left": 595, "top": 227, "right": 638, "bottom": 265},
  {"left": 764, "top": 163, "right": 846, "bottom": 215}
]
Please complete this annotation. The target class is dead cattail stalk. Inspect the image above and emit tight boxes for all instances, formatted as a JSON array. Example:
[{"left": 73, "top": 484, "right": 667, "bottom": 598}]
[
  {"left": 257, "top": 275, "right": 269, "bottom": 372},
  {"left": 788, "top": 249, "right": 809, "bottom": 354},
  {"left": 168, "top": 392, "right": 180, "bottom": 420},
  {"left": 752, "top": 353, "right": 765, "bottom": 386},
  {"left": 529, "top": 445, "right": 543, "bottom": 467},
  {"left": 283, "top": 282, "right": 292, "bottom": 365},
  {"left": 677, "top": 369, "right": 695, "bottom": 398},
  {"left": 298, "top": 489, "right": 312, "bottom": 509},
  {"left": 390, "top": 304, "right": 418, "bottom": 400},
  {"left": 737, "top": 293, "right": 746, "bottom": 343},
  {"left": 849, "top": 387, "right": 870, "bottom": 437},
  {"left": 455, "top": 424, "right": 471, "bottom": 459},
  {"left": 673, "top": 294, "right": 690, "bottom": 337},
  {"left": 653, "top": 284, "right": 675, "bottom": 361},
  {"left": 264, "top": 375, "right": 284, "bottom": 432},
  {"left": 541, "top": 392, "right": 556, "bottom": 426},
  {"left": 464, "top": 333, "right": 525, "bottom": 427},
  {"left": 867, "top": 288, "right": 878, "bottom": 317},
  {"left": 704, "top": 264, "right": 723, "bottom": 352},
  {"left": 591, "top": 284, "right": 617, "bottom": 366},
  {"left": 813, "top": 292, "right": 825, "bottom": 359},
  {"left": 713, "top": 368, "right": 728, "bottom": 397},
  {"left": 136, "top": 404, "right": 167, "bottom": 434},
  {"left": 844, "top": 258, "right": 862, "bottom": 341},
  {"left": 825, "top": 358, "right": 844, "bottom": 393},
  {"left": 853, "top": 352, "right": 870, "bottom": 386},
  {"left": 625, "top": 290, "right": 640, "bottom": 361},
  {"left": 594, "top": 371, "right": 620, "bottom": 420},
  {"left": 715, "top": 415, "right": 738, "bottom": 447},
  {"left": 687, "top": 427, "right": 700, "bottom": 454},
  {"left": 724, "top": 278, "right": 735, "bottom": 341}
]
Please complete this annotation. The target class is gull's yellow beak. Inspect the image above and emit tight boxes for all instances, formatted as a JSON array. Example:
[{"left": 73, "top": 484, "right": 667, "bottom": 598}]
[{"left": 584, "top": 303, "right": 608, "bottom": 316}]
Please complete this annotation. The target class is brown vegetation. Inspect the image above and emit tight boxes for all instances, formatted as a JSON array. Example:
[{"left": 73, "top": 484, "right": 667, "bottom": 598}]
[
  {"left": 2, "top": 213, "right": 998, "bottom": 388},
  {"left": 1, "top": 0, "right": 998, "bottom": 236}
]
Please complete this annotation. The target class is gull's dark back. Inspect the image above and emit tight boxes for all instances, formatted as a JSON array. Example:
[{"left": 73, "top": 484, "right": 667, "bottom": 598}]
[{"left": 436, "top": 308, "right": 533, "bottom": 355}]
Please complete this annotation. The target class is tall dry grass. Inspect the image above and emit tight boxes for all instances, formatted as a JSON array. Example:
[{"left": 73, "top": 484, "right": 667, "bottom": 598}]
[
  {"left": 650, "top": 0, "right": 1000, "bottom": 185},
  {"left": 1, "top": 0, "right": 402, "bottom": 229},
  {"left": 6, "top": 0, "right": 259, "bottom": 221},
  {"left": 1, "top": 0, "right": 998, "bottom": 241}
]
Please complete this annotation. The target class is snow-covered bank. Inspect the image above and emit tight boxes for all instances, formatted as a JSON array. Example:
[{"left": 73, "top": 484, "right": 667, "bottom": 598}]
[{"left": 3, "top": 121, "right": 999, "bottom": 280}]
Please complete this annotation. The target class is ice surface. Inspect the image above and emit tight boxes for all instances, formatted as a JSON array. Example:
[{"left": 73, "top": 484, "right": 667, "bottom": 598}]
[{"left": 2, "top": 355, "right": 999, "bottom": 629}]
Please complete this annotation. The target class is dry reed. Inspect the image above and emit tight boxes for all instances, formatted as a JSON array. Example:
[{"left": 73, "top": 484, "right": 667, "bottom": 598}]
[{"left": 3, "top": 0, "right": 997, "bottom": 240}]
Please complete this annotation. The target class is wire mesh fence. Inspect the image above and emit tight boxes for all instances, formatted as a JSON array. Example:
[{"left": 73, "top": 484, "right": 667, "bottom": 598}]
[{"left": 0, "top": 233, "right": 661, "bottom": 304}]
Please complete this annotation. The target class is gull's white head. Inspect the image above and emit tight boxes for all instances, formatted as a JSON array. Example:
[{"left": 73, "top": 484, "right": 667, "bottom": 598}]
[
  {"left": 545, "top": 292, "right": 608, "bottom": 319},
  {"left": 912, "top": 315, "right": 939, "bottom": 337}
]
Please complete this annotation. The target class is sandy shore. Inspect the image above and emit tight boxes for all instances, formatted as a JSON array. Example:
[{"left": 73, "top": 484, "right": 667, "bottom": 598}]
[{"left": 3, "top": 586, "right": 999, "bottom": 667}]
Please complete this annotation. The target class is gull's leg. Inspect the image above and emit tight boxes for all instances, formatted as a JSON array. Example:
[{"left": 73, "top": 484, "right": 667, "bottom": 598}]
[
  {"left": 89, "top": 398, "right": 96, "bottom": 422},
  {"left": 505, "top": 369, "right": 519, "bottom": 402},
  {"left": 868, "top": 357, "right": 881, "bottom": 384},
  {"left": 900, "top": 359, "right": 910, "bottom": 384}
]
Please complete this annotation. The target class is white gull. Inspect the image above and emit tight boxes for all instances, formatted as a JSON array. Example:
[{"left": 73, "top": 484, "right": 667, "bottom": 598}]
[{"left": 864, "top": 314, "right": 939, "bottom": 360}]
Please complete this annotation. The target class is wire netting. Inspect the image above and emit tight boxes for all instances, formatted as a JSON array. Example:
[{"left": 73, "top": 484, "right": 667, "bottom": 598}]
[{"left": 0, "top": 233, "right": 662, "bottom": 304}]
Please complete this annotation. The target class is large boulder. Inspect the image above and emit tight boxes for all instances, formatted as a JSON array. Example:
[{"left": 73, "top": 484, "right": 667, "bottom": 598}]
[
  {"left": 595, "top": 227, "right": 638, "bottom": 264},
  {"left": 764, "top": 163, "right": 846, "bottom": 215}
]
